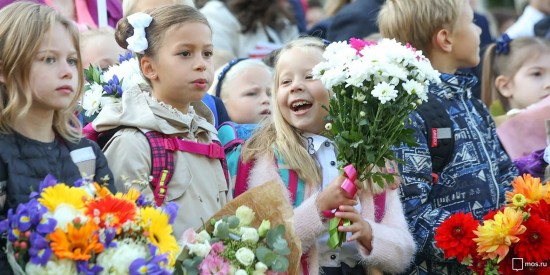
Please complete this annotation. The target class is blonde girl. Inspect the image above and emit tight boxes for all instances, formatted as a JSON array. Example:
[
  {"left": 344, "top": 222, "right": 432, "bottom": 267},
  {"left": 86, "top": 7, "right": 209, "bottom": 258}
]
[
  {"left": 241, "top": 37, "right": 415, "bottom": 274},
  {"left": 0, "top": 2, "right": 114, "bottom": 272}
]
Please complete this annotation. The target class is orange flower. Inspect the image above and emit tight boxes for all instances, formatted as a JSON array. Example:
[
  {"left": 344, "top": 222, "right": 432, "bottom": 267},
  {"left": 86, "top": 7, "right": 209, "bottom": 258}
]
[
  {"left": 473, "top": 207, "right": 526, "bottom": 263},
  {"left": 505, "top": 174, "right": 549, "bottom": 207},
  {"left": 50, "top": 220, "right": 104, "bottom": 261},
  {"left": 85, "top": 196, "right": 137, "bottom": 229},
  {"left": 93, "top": 182, "right": 113, "bottom": 198},
  {"left": 115, "top": 188, "right": 141, "bottom": 203}
]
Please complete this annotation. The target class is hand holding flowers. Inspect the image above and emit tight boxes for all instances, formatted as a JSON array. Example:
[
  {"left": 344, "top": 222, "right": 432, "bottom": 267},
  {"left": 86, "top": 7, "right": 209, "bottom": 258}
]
[{"left": 312, "top": 38, "right": 440, "bottom": 188}]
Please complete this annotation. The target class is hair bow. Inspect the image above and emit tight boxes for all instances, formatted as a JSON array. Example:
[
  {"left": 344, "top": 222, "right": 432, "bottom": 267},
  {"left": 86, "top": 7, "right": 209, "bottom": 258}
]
[
  {"left": 126, "top": 12, "right": 153, "bottom": 54},
  {"left": 215, "top": 58, "right": 248, "bottom": 97},
  {"left": 495, "top": 33, "right": 512, "bottom": 55}
]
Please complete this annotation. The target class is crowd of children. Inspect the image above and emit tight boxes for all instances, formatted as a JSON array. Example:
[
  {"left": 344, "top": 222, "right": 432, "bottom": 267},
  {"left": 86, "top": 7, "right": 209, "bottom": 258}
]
[{"left": 1, "top": 0, "right": 549, "bottom": 274}]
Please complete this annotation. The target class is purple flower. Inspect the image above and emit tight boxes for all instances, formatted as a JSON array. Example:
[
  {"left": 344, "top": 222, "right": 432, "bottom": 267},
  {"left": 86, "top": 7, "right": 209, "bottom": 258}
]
[
  {"left": 163, "top": 202, "right": 178, "bottom": 225},
  {"left": 36, "top": 216, "right": 57, "bottom": 235},
  {"left": 101, "top": 227, "right": 117, "bottom": 248},
  {"left": 39, "top": 174, "right": 58, "bottom": 192},
  {"left": 28, "top": 233, "right": 52, "bottom": 266},
  {"left": 129, "top": 253, "right": 171, "bottom": 275},
  {"left": 103, "top": 75, "right": 123, "bottom": 97},
  {"left": 76, "top": 260, "right": 104, "bottom": 275},
  {"left": 73, "top": 178, "right": 84, "bottom": 187},
  {"left": 135, "top": 194, "right": 152, "bottom": 207},
  {"left": 0, "top": 219, "right": 8, "bottom": 233},
  {"left": 119, "top": 51, "right": 135, "bottom": 63}
]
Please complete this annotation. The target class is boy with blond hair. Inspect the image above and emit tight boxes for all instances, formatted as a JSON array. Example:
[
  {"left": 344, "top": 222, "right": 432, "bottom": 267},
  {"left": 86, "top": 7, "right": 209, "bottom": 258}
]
[{"left": 379, "top": 0, "right": 518, "bottom": 274}]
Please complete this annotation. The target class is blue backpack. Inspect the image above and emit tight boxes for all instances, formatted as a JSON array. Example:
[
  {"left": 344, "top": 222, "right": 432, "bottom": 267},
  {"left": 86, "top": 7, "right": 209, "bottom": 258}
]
[{"left": 217, "top": 122, "right": 306, "bottom": 206}]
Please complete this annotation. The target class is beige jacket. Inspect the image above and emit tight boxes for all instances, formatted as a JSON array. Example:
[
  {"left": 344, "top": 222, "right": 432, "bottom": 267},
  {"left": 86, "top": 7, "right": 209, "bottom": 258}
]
[{"left": 92, "top": 85, "right": 231, "bottom": 237}]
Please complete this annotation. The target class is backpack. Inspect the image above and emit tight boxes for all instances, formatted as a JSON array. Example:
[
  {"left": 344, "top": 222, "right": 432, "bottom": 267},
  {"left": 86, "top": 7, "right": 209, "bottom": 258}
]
[
  {"left": 83, "top": 124, "right": 229, "bottom": 206},
  {"left": 416, "top": 93, "right": 489, "bottom": 183}
]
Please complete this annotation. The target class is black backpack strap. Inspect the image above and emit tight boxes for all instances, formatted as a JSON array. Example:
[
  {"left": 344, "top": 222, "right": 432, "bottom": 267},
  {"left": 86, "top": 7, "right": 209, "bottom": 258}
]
[{"left": 416, "top": 93, "right": 455, "bottom": 181}]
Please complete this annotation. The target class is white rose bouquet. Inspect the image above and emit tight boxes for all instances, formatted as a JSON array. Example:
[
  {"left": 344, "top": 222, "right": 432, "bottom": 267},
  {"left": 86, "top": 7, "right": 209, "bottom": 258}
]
[
  {"left": 313, "top": 38, "right": 441, "bottom": 189},
  {"left": 80, "top": 52, "right": 147, "bottom": 121},
  {"left": 176, "top": 181, "right": 301, "bottom": 275}
]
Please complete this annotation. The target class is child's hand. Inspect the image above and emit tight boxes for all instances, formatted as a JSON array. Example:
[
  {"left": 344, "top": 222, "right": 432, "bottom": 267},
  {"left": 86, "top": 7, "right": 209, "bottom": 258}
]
[
  {"left": 316, "top": 176, "right": 357, "bottom": 212},
  {"left": 335, "top": 205, "right": 373, "bottom": 251}
]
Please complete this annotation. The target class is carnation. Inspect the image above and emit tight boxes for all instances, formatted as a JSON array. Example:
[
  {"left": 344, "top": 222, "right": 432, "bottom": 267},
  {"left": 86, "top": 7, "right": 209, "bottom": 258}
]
[
  {"left": 96, "top": 240, "right": 149, "bottom": 274},
  {"left": 26, "top": 258, "right": 76, "bottom": 275}
]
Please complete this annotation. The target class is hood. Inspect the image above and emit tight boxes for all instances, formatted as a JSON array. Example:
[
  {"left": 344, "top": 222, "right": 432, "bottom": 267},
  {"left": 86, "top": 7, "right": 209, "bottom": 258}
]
[{"left": 92, "top": 84, "right": 217, "bottom": 137}]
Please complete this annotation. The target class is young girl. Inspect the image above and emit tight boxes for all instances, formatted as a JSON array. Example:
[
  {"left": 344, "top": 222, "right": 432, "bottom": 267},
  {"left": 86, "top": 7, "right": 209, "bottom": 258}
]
[
  {"left": 481, "top": 35, "right": 550, "bottom": 177},
  {"left": 482, "top": 35, "right": 550, "bottom": 125},
  {"left": 241, "top": 37, "right": 415, "bottom": 274},
  {"left": 80, "top": 27, "right": 126, "bottom": 70},
  {"left": 0, "top": 2, "right": 114, "bottom": 272},
  {"left": 208, "top": 58, "right": 272, "bottom": 124},
  {"left": 90, "top": 4, "right": 230, "bottom": 237}
]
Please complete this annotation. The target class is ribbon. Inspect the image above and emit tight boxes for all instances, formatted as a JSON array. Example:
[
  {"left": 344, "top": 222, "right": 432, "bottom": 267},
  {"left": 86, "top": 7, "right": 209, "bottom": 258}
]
[
  {"left": 126, "top": 12, "right": 153, "bottom": 54},
  {"left": 324, "top": 164, "right": 357, "bottom": 249},
  {"left": 495, "top": 33, "right": 512, "bottom": 55}
]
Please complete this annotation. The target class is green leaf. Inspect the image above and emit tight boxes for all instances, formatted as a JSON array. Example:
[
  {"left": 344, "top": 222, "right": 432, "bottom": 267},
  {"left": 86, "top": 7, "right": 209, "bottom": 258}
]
[
  {"left": 227, "top": 216, "right": 240, "bottom": 229},
  {"left": 256, "top": 246, "right": 270, "bottom": 262},
  {"left": 271, "top": 255, "right": 290, "bottom": 272}
]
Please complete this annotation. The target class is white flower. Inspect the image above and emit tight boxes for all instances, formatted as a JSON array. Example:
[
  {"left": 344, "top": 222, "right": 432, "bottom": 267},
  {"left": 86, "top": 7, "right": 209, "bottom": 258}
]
[
  {"left": 235, "top": 270, "right": 248, "bottom": 275},
  {"left": 371, "top": 82, "right": 398, "bottom": 104},
  {"left": 188, "top": 242, "right": 212, "bottom": 258},
  {"left": 235, "top": 206, "right": 255, "bottom": 226},
  {"left": 48, "top": 204, "right": 84, "bottom": 231},
  {"left": 101, "top": 58, "right": 146, "bottom": 92},
  {"left": 360, "top": 111, "right": 366, "bottom": 117},
  {"left": 26, "top": 258, "right": 76, "bottom": 275},
  {"left": 354, "top": 92, "right": 366, "bottom": 102},
  {"left": 320, "top": 67, "right": 348, "bottom": 89},
  {"left": 240, "top": 227, "right": 260, "bottom": 243},
  {"left": 81, "top": 83, "right": 103, "bottom": 116},
  {"left": 325, "top": 123, "right": 333, "bottom": 131},
  {"left": 96, "top": 240, "right": 149, "bottom": 275},
  {"left": 258, "top": 220, "right": 271, "bottom": 237},
  {"left": 255, "top": 262, "right": 268, "bottom": 273},
  {"left": 196, "top": 229, "right": 211, "bottom": 243},
  {"left": 235, "top": 247, "right": 255, "bottom": 267},
  {"left": 402, "top": 80, "right": 424, "bottom": 96}
]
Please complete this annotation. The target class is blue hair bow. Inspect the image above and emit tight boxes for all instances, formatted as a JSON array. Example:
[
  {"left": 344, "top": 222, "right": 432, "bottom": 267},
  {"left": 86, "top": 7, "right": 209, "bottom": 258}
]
[
  {"left": 495, "top": 34, "right": 512, "bottom": 55},
  {"left": 215, "top": 58, "right": 247, "bottom": 97}
]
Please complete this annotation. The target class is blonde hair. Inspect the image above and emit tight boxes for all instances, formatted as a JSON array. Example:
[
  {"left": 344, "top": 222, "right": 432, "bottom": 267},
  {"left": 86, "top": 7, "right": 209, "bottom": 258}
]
[
  {"left": 0, "top": 2, "right": 83, "bottom": 142},
  {"left": 481, "top": 37, "right": 550, "bottom": 111},
  {"left": 378, "top": 0, "right": 465, "bottom": 56},
  {"left": 80, "top": 26, "right": 116, "bottom": 47},
  {"left": 208, "top": 58, "right": 271, "bottom": 98},
  {"left": 243, "top": 37, "right": 326, "bottom": 185},
  {"left": 122, "top": 0, "right": 196, "bottom": 17},
  {"left": 115, "top": 4, "right": 210, "bottom": 86}
]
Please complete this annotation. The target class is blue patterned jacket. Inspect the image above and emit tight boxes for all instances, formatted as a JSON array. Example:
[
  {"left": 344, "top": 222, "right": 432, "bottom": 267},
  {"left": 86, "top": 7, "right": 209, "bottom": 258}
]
[{"left": 393, "top": 73, "right": 519, "bottom": 275}]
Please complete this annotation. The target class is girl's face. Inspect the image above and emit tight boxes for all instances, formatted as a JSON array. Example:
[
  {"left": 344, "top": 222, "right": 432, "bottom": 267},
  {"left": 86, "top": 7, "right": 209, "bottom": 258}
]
[
  {"left": 501, "top": 52, "right": 550, "bottom": 110},
  {"left": 30, "top": 22, "right": 79, "bottom": 112},
  {"left": 223, "top": 66, "right": 272, "bottom": 124},
  {"left": 143, "top": 22, "right": 214, "bottom": 112},
  {"left": 276, "top": 47, "right": 328, "bottom": 134}
]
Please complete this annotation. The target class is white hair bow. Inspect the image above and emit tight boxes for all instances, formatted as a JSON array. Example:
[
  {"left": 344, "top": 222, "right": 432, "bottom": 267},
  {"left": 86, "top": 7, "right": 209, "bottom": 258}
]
[{"left": 126, "top": 12, "right": 153, "bottom": 54}]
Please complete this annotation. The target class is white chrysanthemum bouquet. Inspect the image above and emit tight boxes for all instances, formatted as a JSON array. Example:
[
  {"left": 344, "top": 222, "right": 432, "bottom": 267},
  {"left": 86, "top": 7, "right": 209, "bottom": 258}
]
[
  {"left": 81, "top": 52, "right": 147, "bottom": 121},
  {"left": 313, "top": 38, "right": 441, "bottom": 188}
]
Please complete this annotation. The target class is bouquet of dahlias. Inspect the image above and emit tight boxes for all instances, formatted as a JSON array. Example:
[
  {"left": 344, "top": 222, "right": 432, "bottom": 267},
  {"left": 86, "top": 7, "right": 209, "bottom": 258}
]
[
  {"left": 0, "top": 175, "right": 180, "bottom": 275},
  {"left": 312, "top": 38, "right": 440, "bottom": 188},
  {"left": 81, "top": 52, "right": 146, "bottom": 121},
  {"left": 176, "top": 181, "right": 301, "bottom": 275},
  {"left": 435, "top": 174, "right": 550, "bottom": 274}
]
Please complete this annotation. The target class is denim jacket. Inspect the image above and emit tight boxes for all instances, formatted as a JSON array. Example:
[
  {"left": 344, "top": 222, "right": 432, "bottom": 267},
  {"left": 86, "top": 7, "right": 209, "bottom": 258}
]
[{"left": 393, "top": 73, "right": 519, "bottom": 274}]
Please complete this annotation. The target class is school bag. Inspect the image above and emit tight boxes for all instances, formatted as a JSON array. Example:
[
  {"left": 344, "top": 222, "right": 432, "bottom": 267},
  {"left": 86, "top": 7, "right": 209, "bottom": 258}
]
[
  {"left": 416, "top": 93, "right": 489, "bottom": 183},
  {"left": 83, "top": 124, "right": 229, "bottom": 206}
]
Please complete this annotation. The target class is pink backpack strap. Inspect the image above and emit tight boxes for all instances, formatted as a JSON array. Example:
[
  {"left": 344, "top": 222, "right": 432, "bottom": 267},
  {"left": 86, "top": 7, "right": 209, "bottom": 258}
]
[
  {"left": 234, "top": 157, "right": 254, "bottom": 198},
  {"left": 164, "top": 137, "right": 225, "bottom": 159},
  {"left": 144, "top": 131, "right": 175, "bottom": 207},
  {"left": 373, "top": 191, "right": 386, "bottom": 223}
]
